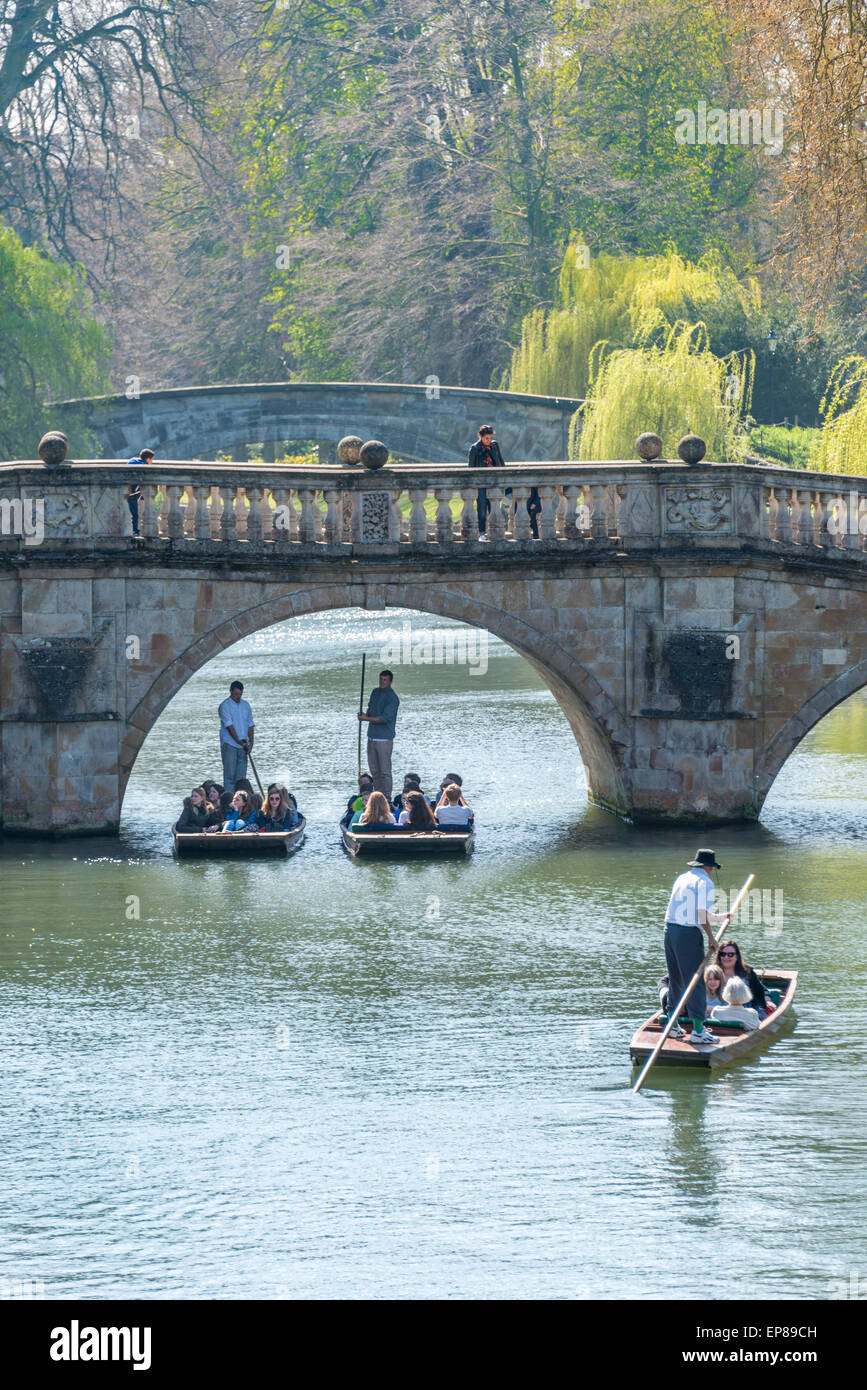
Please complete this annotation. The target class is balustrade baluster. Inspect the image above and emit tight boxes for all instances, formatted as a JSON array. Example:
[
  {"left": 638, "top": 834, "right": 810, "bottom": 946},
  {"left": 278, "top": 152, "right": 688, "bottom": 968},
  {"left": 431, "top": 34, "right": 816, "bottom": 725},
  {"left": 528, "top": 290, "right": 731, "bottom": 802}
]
[
  {"left": 562, "top": 484, "right": 582, "bottom": 539},
  {"left": 192, "top": 485, "right": 210, "bottom": 541},
  {"left": 460, "top": 488, "right": 479, "bottom": 542},
  {"left": 324, "top": 489, "right": 341, "bottom": 543},
  {"left": 219, "top": 486, "right": 237, "bottom": 542},
  {"left": 246, "top": 487, "right": 265, "bottom": 543},
  {"left": 487, "top": 486, "right": 506, "bottom": 540},
  {"left": 512, "top": 487, "right": 531, "bottom": 541},
  {"left": 140, "top": 483, "right": 159, "bottom": 539},
  {"left": 537, "top": 485, "right": 557, "bottom": 540},
  {"left": 271, "top": 487, "right": 291, "bottom": 542},
  {"left": 813, "top": 491, "right": 827, "bottom": 547},
  {"left": 589, "top": 483, "right": 608, "bottom": 539},
  {"left": 166, "top": 484, "right": 183, "bottom": 539},
  {"left": 434, "top": 489, "right": 454, "bottom": 545},
  {"left": 795, "top": 490, "right": 813, "bottom": 545},
  {"left": 296, "top": 489, "right": 316, "bottom": 542},
  {"left": 409, "top": 489, "right": 428, "bottom": 544},
  {"left": 843, "top": 491, "right": 862, "bottom": 551},
  {"left": 391, "top": 491, "right": 405, "bottom": 542},
  {"left": 775, "top": 487, "right": 792, "bottom": 543}
]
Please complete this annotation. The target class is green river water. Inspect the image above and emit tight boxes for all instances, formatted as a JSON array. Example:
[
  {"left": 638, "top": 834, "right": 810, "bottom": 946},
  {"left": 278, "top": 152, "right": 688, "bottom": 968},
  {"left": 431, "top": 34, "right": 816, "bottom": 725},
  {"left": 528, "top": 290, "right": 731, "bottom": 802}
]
[{"left": 1, "top": 609, "right": 865, "bottom": 1299}]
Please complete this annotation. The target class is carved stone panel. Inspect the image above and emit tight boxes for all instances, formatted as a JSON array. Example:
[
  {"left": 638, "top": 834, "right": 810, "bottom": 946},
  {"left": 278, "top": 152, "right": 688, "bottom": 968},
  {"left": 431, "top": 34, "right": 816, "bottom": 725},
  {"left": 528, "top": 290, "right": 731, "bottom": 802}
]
[
  {"left": 359, "top": 489, "right": 392, "bottom": 542},
  {"left": 663, "top": 485, "right": 733, "bottom": 534},
  {"left": 43, "top": 490, "right": 89, "bottom": 538}
]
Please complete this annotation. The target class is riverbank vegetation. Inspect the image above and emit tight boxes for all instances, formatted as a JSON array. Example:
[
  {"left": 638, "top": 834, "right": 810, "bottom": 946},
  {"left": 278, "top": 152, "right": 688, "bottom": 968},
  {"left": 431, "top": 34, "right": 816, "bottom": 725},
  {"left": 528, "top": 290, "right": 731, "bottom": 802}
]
[{"left": 0, "top": 0, "right": 865, "bottom": 461}]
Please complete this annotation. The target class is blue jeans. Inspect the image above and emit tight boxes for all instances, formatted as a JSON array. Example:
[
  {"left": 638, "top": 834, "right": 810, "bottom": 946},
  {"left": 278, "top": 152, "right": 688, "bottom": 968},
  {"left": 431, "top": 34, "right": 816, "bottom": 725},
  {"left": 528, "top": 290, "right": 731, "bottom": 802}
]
[
  {"left": 127, "top": 495, "right": 140, "bottom": 535},
  {"left": 221, "top": 742, "right": 248, "bottom": 789},
  {"left": 663, "top": 922, "right": 707, "bottom": 1023}
]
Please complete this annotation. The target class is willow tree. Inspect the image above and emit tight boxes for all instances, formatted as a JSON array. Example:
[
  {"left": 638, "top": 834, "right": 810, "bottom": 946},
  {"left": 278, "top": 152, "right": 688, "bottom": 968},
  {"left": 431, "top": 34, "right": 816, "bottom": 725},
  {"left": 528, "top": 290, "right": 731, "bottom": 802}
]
[
  {"left": 573, "top": 321, "right": 753, "bottom": 462},
  {"left": 812, "top": 358, "right": 867, "bottom": 475},
  {"left": 0, "top": 226, "right": 110, "bottom": 458},
  {"left": 509, "top": 245, "right": 761, "bottom": 400}
]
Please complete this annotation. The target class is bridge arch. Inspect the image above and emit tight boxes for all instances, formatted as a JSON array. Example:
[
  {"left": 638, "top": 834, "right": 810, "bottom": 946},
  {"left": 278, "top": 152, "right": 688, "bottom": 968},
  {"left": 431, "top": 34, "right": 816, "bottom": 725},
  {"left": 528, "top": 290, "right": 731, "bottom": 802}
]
[
  {"left": 118, "top": 582, "right": 631, "bottom": 817},
  {"left": 52, "top": 382, "right": 582, "bottom": 464},
  {"left": 755, "top": 657, "right": 867, "bottom": 810}
]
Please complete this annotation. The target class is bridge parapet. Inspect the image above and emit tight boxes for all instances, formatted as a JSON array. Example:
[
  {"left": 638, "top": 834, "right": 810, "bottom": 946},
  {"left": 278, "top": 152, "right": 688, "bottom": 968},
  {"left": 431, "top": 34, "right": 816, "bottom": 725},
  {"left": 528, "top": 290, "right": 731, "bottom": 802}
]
[{"left": 2, "top": 459, "right": 867, "bottom": 559}]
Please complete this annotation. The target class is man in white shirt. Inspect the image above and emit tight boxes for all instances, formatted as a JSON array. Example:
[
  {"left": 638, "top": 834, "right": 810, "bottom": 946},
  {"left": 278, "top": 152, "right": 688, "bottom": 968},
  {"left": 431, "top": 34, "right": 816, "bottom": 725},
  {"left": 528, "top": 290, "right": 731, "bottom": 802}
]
[
  {"left": 663, "top": 849, "right": 732, "bottom": 1047},
  {"left": 219, "top": 680, "right": 255, "bottom": 789}
]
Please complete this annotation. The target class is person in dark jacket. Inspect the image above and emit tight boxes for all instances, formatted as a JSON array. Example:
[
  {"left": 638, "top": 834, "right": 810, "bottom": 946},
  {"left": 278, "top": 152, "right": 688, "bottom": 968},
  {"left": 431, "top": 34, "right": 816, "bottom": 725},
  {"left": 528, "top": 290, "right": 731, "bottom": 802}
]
[
  {"left": 176, "top": 786, "right": 220, "bottom": 831},
  {"left": 255, "top": 786, "right": 298, "bottom": 831},
  {"left": 467, "top": 425, "right": 541, "bottom": 540},
  {"left": 126, "top": 448, "right": 154, "bottom": 538},
  {"left": 715, "top": 940, "right": 769, "bottom": 1016}
]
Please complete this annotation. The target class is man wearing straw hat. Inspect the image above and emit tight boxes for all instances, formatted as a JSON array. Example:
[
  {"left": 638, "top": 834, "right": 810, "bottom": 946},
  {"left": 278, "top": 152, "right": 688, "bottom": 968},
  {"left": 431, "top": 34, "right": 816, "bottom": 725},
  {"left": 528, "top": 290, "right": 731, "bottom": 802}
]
[{"left": 663, "top": 849, "right": 732, "bottom": 1047}]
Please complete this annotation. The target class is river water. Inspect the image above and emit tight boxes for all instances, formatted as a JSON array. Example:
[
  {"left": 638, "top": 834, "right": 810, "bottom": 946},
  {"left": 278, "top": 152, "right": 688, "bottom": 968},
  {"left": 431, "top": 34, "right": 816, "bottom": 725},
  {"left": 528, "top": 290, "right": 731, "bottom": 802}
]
[{"left": 1, "top": 609, "right": 865, "bottom": 1300}]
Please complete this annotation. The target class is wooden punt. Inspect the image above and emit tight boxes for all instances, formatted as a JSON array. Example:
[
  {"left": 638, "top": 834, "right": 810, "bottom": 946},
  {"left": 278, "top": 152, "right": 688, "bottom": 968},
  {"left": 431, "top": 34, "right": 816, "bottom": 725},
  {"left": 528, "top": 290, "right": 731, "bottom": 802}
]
[
  {"left": 173, "top": 816, "right": 306, "bottom": 858},
  {"left": 628, "top": 968, "right": 798, "bottom": 1070},
  {"left": 340, "top": 816, "right": 474, "bottom": 857}
]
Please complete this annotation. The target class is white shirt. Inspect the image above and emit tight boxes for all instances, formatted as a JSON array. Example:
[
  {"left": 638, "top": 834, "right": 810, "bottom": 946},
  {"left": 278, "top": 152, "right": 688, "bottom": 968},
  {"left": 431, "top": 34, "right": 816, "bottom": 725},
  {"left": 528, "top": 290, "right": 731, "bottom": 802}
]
[
  {"left": 665, "top": 868, "right": 713, "bottom": 926},
  {"left": 436, "top": 803, "right": 471, "bottom": 826},
  {"left": 219, "top": 696, "right": 254, "bottom": 746},
  {"left": 710, "top": 1004, "right": 759, "bottom": 1031}
]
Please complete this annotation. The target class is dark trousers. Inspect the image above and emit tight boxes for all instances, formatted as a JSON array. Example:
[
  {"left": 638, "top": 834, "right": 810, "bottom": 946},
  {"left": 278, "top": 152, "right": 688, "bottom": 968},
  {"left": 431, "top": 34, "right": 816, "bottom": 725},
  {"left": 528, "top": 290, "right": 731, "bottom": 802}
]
[
  {"left": 476, "top": 487, "right": 489, "bottom": 533},
  {"left": 663, "top": 922, "right": 706, "bottom": 1022},
  {"left": 478, "top": 487, "right": 542, "bottom": 536},
  {"left": 127, "top": 495, "right": 140, "bottom": 535}
]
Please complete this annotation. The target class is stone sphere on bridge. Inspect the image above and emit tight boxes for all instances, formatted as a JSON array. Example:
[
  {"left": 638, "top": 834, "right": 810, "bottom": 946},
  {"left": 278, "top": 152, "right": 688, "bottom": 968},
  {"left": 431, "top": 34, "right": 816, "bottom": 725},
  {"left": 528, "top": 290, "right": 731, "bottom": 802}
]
[
  {"left": 337, "top": 435, "right": 364, "bottom": 465},
  {"left": 360, "top": 439, "right": 389, "bottom": 470},
  {"left": 38, "top": 431, "right": 70, "bottom": 466},
  {"left": 677, "top": 434, "right": 707, "bottom": 465},
  {"left": 635, "top": 432, "right": 663, "bottom": 460}
]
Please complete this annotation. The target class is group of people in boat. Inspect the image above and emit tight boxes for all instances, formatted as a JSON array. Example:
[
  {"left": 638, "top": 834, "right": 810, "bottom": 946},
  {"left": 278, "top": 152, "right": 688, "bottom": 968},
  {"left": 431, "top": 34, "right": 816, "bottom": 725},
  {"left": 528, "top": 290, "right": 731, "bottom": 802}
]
[
  {"left": 176, "top": 777, "right": 301, "bottom": 835},
  {"left": 659, "top": 848, "right": 774, "bottom": 1046},
  {"left": 343, "top": 771, "right": 474, "bottom": 830}
]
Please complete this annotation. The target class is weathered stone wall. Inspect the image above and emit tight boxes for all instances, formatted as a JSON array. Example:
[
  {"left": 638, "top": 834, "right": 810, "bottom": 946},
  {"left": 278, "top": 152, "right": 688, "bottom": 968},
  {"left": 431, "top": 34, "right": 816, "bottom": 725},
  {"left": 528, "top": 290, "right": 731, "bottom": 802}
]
[
  {"left": 52, "top": 382, "right": 583, "bottom": 465},
  {"left": 3, "top": 549, "right": 867, "bottom": 833}
]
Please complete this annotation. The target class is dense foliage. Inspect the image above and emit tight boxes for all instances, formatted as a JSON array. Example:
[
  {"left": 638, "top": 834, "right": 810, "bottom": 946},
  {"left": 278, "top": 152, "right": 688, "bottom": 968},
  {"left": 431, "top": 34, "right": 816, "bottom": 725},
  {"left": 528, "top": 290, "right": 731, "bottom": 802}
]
[{"left": 0, "top": 227, "right": 110, "bottom": 458}]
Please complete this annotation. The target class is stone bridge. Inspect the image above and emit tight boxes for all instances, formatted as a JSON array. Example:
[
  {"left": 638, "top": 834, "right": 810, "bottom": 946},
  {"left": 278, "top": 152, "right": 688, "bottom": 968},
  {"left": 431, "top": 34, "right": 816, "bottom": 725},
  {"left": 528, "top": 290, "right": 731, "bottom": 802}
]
[
  {"left": 50, "top": 382, "right": 583, "bottom": 464},
  {"left": 2, "top": 455, "right": 867, "bottom": 834}
]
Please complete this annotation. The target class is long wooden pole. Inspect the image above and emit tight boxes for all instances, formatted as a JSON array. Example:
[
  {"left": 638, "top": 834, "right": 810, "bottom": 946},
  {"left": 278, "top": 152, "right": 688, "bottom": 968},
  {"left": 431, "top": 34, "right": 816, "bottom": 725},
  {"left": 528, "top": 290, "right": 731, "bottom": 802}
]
[
  {"left": 357, "top": 652, "right": 366, "bottom": 785},
  {"left": 632, "top": 873, "right": 755, "bottom": 1095},
  {"left": 246, "top": 747, "right": 265, "bottom": 799}
]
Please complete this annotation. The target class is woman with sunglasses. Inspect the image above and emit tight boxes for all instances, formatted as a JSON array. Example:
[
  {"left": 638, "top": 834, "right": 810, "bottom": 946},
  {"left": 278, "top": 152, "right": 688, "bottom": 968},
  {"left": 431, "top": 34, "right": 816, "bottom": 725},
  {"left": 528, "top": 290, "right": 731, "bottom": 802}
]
[
  {"left": 255, "top": 785, "right": 298, "bottom": 832},
  {"left": 715, "top": 940, "right": 769, "bottom": 1017}
]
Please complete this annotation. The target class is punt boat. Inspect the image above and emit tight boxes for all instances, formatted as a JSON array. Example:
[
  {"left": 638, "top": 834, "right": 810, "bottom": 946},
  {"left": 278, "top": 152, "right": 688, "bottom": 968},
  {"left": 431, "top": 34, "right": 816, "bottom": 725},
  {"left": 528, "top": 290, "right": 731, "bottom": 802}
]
[
  {"left": 173, "top": 816, "right": 306, "bottom": 857},
  {"left": 340, "top": 814, "right": 474, "bottom": 857},
  {"left": 628, "top": 968, "right": 797, "bottom": 1070}
]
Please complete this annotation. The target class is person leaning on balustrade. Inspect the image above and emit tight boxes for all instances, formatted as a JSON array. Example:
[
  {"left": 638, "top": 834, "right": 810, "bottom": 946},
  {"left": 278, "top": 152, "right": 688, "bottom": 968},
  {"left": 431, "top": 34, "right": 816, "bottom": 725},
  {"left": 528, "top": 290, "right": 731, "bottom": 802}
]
[{"left": 126, "top": 447, "right": 154, "bottom": 539}]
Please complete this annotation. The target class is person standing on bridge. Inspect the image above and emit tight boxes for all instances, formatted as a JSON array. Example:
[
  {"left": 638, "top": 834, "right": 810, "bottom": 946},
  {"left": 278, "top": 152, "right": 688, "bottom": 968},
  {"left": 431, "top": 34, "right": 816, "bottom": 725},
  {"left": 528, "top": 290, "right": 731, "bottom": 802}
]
[
  {"left": 358, "top": 669, "right": 399, "bottom": 799},
  {"left": 467, "top": 425, "right": 540, "bottom": 540},
  {"left": 219, "top": 680, "right": 255, "bottom": 789},
  {"left": 126, "top": 448, "right": 154, "bottom": 539}
]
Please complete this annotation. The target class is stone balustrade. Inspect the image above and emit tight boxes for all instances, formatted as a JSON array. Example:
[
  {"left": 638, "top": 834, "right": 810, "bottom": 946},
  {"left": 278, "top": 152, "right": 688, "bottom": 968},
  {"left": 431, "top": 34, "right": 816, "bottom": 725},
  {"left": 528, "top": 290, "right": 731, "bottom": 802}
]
[{"left": 2, "top": 459, "right": 867, "bottom": 557}]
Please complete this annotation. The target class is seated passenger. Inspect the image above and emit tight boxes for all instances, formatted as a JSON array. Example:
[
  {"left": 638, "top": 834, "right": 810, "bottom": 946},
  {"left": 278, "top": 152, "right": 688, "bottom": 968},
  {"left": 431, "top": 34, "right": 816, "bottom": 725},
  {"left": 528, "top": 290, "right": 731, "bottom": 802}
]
[
  {"left": 176, "top": 786, "right": 220, "bottom": 832},
  {"left": 233, "top": 777, "right": 255, "bottom": 798},
  {"left": 203, "top": 779, "right": 224, "bottom": 806},
  {"left": 704, "top": 965, "right": 726, "bottom": 1016},
  {"left": 715, "top": 940, "right": 768, "bottom": 1017},
  {"left": 429, "top": 771, "right": 462, "bottom": 806},
  {"left": 346, "top": 774, "right": 374, "bottom": 819},
  {"left": 222, "top": 789, "right": 257, "bottom": 831},
  {"left": 392, "top": 772, "right": 423, "bottom": 814},
  {"left": 398, "top": 790, "right": 437, "bottom": 829},
  {"left": 359, "top": 791, "right": 396, "bottom": 827},
  {"left": 267, "top": 781, "right": 298, "bottom": 811},
  {"left": 435, "top": 782, "right": 472, "bottom": 826},
  {"left": 257, "top": 786, "right": 298, "bottom": 831},
  {"left": 710, "top": 975, "right": 759, "bottom": 1030},
  {"left": 349, "top": 789, "right": 372, "bottom": 826}
]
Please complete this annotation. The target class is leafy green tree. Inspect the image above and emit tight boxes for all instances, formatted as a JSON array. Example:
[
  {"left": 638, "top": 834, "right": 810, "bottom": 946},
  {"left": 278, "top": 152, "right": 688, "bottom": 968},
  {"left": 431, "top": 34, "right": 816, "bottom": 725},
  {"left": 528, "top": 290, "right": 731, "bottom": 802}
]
[{"left": 0, "top": 226, "right": 110, "bottom": 458}]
